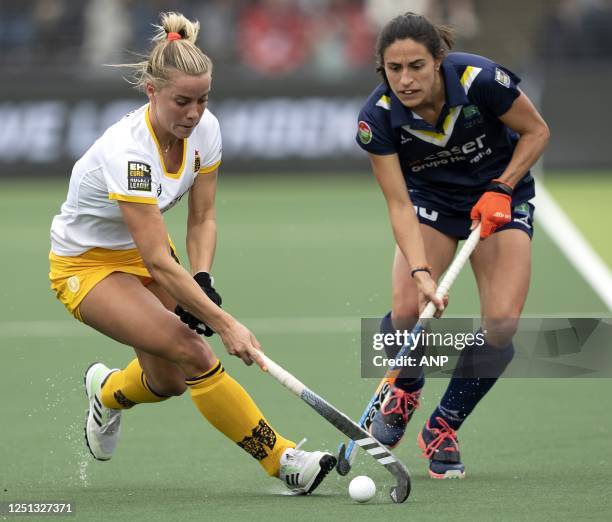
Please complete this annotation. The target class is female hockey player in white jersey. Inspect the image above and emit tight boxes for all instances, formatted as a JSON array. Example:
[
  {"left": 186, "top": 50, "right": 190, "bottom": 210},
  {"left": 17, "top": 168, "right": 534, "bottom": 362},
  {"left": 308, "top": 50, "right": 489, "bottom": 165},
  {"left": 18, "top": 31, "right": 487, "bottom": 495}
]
[{"left": 49, "top": 11, "right": 335, "bottom": 494}]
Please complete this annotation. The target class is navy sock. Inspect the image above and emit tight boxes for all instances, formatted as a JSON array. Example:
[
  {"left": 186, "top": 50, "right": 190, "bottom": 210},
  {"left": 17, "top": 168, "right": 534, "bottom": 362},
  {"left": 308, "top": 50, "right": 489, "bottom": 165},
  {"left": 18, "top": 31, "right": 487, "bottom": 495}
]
[
  {"left": 430, "top": 335, "right": 515, "bottom": 431},
  {"left": 380, "top": 312, "right": 425, "bottom": 393}
]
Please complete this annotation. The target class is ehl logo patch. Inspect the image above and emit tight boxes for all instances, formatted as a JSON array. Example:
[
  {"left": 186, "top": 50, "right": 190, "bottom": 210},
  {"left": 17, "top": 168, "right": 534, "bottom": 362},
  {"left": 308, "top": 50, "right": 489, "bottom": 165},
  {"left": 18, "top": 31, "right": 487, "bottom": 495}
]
[
  {"left": 194, "top": 149, "right": 201, "bottom": 173},
  {"left": 127, "top": 161, "right": 152, "bottom": 191},
  {"left": 358, "top": 121, "right": 373, "bottom": 144}
]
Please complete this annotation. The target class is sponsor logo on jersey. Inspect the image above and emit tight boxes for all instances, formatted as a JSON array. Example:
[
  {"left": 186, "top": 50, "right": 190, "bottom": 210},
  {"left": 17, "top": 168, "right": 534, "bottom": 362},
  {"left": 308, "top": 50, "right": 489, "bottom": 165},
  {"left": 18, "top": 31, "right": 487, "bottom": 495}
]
[
  {"left": 495, "top": 68, "right": 511, "bottom": 88},
  {"left": 410, "top": 134, "right": 491, "bottom": 172},
  {"left": 194, "top": 149, "right": 201, "bottom": 172},
  {"left": 358, "top": 120, "right": 373, "bottom": 144},
  {"left": 127, "top": 161, "right": 152, "bottom": 191}
]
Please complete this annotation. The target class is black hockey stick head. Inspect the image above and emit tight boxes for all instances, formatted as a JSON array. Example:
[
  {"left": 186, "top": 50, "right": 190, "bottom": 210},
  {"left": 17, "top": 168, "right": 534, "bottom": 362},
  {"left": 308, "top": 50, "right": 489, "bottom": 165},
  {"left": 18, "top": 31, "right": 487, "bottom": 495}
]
[
  {"left": 336, "top": 443, "right": 352, "bottom": 476},
  {"left": 387, "top": 462, "right": 410, "bottom": 503}
]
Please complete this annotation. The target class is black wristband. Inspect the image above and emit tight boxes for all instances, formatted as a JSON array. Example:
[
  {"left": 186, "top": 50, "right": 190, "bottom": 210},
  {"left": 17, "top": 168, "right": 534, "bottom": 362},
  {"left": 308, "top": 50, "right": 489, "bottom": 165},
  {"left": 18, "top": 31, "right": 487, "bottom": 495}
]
[
  {"left": 486, "top": 179, "right": 514, "bottom": 196},
  {"left": 410, "top": 267, "right": 432, "bottom": 278}
]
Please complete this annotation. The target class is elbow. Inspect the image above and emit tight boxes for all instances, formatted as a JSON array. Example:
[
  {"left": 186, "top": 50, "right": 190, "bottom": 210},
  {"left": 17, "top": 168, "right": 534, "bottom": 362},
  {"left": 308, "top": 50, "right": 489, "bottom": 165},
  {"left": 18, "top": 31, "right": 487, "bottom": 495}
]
[
  {"left": 540, "top": 121, "right": 550, "bottom": 146},
  {"left": 143, "top": 253, "right": 175, "bottom": 280},
  {"left": 537, "top": 120, "right": 551, "bottom": 148}
]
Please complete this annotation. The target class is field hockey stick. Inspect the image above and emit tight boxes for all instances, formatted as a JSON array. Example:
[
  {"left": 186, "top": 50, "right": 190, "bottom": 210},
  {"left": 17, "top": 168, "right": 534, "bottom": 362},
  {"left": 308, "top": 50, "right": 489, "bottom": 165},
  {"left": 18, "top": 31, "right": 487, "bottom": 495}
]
[
  {"left": 336, "top": 224, "right": 481, "bottom": 476},
  {"left": 260, "top": 352, "right": 411, "bottom": 503}
]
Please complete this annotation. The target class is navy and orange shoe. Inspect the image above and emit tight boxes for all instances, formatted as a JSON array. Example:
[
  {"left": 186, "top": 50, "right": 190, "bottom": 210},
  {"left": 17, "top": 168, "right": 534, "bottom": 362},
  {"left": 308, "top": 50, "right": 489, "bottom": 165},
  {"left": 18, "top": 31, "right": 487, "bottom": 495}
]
[
  {"left": 369, "top": 386, "right": 421, "bottom": 448},
  {"left": 417, "top": 417, "right": 465, "bottom": 479}
]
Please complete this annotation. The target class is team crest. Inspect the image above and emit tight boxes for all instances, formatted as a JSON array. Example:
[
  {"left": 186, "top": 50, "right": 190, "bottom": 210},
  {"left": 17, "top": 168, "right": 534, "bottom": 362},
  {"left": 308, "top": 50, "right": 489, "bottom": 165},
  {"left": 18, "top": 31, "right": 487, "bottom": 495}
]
[
  {"left": 358, "top": 121, "right": 373, "bottom": 144},
  {"left": 495, "top": 68, "right": 511, "bottom": 88},
  {"left": 194, "top": 149, "right": 201, "bottom": 173},
  {"left": 67, "top": 276, "right": 80, "bottom": 293},
  {"left": 127, "top": 161, "right": 152, "bottom": 191},
  {"left": 463, "top": 105, "right": 480, "bottom": 119}
]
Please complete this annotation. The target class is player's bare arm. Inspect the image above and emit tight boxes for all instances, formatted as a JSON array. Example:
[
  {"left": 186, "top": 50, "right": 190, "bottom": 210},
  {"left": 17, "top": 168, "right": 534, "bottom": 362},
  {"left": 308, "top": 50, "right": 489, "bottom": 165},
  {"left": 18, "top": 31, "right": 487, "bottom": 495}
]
[
  {"left": 369, "top": 152, "right": 445, "bottom": 313},
  {"left": 497, "top": 92, "right": 550, "bottom": 187},
  {"left": 186, "top": 168, "right": 218, "bottom": 273},
  {"left": 118, "top": 200, "right": 264, "bottom": 368}
]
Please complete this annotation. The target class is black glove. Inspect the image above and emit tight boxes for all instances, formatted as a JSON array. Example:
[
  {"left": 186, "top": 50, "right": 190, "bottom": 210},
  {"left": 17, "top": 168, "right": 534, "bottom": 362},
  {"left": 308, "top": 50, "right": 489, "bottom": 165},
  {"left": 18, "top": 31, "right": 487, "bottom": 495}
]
[{"left": 175, "top": 272, "right": 222, "bottom": 337}]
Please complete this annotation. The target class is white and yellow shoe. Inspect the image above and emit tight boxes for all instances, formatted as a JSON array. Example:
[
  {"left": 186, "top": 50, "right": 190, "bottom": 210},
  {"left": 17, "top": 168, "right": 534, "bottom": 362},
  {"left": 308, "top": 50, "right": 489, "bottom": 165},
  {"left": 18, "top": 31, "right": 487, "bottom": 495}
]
[
  {"left": 278, "top": 440, "right": 336, "bottom": 494},
  {"left": 84, "top": 362, "right": 122, "bottom": 461}
]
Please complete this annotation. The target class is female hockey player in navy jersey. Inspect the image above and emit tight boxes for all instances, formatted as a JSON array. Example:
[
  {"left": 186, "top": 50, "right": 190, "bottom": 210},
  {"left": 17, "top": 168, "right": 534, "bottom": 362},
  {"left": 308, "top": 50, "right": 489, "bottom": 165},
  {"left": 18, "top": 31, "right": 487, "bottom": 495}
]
[{"left": 356, "top": 13, "right": 549, "bottom": 478}]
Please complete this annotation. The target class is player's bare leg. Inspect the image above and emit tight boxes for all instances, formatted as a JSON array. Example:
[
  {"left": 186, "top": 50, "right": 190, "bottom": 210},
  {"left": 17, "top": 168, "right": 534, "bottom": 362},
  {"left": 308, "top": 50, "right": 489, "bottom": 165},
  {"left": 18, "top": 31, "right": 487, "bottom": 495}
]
[
  {"left": 471, "top": 228, "right": 531, "bottom": 347},
  {"left": 79, "top": 273, "right": 215, "bottom": 459},
  {"left": 370, "top": 225, "right": 457, "bottom": 447},
  {"left": 392, "top": 224, "right": 458, "bottom": 326},
  {"left": 79, "top": 273, "right": 335, "bottom": 492},
  {"left": 419, "top": 228, "right": 531, "bottom": 478}
]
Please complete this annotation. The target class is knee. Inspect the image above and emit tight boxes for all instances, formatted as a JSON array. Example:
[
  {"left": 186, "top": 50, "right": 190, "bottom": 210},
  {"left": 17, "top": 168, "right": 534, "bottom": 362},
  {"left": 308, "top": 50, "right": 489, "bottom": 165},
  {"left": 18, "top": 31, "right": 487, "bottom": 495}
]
[
  {"left": 171, "top": 327, "right": 217, "bottom": 372},
  {"left": 483, "top": 317, "right": 519, "bottom": 349},
  {"left": 391, "top": 301, "right": 418, "bottom": 330},
  {"left": 149, "top": 378, "right": 187, "bottom": 397}
]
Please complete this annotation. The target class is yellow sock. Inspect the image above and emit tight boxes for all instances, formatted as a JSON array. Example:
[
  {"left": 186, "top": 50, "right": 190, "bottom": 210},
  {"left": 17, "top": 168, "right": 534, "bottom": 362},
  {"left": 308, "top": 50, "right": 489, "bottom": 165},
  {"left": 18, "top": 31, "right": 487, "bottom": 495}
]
[
  {"left": 186, "top": 361, "right": 295, "bottom": 476},
  {"left": 100, "top": 358, "right": 170, "bottom": 409}
]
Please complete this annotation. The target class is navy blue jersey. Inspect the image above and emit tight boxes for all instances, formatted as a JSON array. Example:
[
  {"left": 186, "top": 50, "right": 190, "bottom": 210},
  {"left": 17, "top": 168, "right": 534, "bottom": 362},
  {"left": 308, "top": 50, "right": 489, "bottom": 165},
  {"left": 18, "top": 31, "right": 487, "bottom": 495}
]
[{"left": 356, "top": 52, "right": 535, "bottom": 214}]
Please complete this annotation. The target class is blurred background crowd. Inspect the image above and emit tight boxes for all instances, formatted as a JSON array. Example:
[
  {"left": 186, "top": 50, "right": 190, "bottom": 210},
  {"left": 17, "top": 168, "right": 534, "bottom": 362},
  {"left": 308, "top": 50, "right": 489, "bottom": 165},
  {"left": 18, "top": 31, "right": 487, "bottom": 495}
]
[
  {"left": 2, "top": 0, "right": 611, "bottom": 78},
  {"left": 1, "top": 0, "right": 610, "bottom": 173}
]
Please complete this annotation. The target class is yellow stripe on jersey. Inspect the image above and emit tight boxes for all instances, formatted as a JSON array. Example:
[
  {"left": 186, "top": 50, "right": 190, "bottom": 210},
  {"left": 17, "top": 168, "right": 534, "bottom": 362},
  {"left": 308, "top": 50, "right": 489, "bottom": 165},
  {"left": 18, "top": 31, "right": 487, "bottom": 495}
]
[
  {"left": 459, "top": 65, "right": 482, "bottom": 93},
  {"left": 198, "top": 160, "right": 221, "bottom": 175},
  {"left": 144, "top": 105, "right": 187, "bottom": 180},
  {"left": 109, "top": 193, "right": 158, "bottom": 204},
  {"left": 376, "top": 95, "right": 391, "bottom": 110},
  {"left": 401, "top": 66, "right": 482, "bottom": 147},
  {"left": 411, "top": 106, "right": 463, "bottom": 141}
]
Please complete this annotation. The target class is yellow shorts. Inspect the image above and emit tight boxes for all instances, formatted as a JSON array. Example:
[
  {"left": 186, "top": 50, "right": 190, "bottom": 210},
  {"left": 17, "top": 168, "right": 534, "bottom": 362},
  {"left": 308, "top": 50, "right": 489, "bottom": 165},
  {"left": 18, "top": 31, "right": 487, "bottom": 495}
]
[{"left": 49, "top": 247, "right": 154, "bottom": 322}]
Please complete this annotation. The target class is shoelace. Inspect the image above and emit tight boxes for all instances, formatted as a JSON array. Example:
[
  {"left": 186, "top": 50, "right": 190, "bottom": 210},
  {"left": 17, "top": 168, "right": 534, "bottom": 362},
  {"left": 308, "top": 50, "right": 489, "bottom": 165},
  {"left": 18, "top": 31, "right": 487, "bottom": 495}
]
[
  {"left": 380, "top": 388, "right": 421, "bottom": 421},
  {"left": 284, "top": 438, "right": 308, "bottom": 462},
  {"left": 421, "top": 416, "right": 459, "bottom": 459},
  {"left": 100, "top": 410, "right": 121, "bottom": 435}
]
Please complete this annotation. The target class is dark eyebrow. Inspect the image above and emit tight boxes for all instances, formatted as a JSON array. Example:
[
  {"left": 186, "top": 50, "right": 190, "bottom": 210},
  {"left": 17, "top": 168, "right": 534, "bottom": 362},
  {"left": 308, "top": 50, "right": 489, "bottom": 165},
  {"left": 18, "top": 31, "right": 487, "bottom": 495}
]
[{"left": 386, "top": 58, "right": 426, "bottom": 67}]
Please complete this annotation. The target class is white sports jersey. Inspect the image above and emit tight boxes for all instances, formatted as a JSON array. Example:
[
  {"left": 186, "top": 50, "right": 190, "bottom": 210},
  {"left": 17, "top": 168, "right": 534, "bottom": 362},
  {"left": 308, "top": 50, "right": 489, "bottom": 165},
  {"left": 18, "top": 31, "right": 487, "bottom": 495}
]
[{"left": 50, "top": 103, "right": 222, "bottom": 256}]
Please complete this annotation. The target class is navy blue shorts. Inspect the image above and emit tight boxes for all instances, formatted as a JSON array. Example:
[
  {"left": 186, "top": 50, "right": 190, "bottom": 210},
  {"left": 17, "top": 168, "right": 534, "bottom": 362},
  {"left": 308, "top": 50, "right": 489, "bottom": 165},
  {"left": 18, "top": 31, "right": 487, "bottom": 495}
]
[{"left": 412, "top": 201, "right": 535, "bottom": 240}]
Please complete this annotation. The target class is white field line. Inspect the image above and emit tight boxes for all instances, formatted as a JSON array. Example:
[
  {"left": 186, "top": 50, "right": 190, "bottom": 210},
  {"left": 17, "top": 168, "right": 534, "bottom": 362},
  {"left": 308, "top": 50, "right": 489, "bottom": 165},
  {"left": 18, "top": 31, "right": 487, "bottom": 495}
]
[
  {"left": 0, "top": 316, "right": 362, "bottom": 338},
  {"left": 535, "top": 180, "right": 612, "bottom": 310}
]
